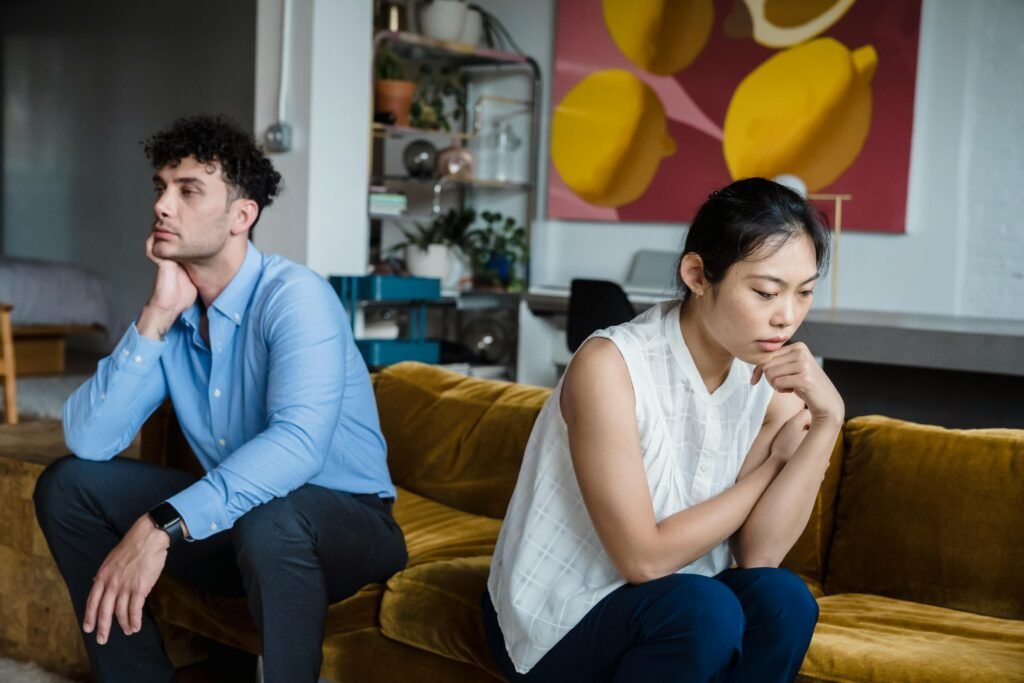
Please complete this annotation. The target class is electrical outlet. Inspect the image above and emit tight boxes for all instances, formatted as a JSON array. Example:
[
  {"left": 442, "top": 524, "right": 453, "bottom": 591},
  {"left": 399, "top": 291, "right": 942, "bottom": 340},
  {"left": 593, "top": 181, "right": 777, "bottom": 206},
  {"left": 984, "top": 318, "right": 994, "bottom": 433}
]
[{"left": 264, "top": 122, "right": 293, "bottom": 153}]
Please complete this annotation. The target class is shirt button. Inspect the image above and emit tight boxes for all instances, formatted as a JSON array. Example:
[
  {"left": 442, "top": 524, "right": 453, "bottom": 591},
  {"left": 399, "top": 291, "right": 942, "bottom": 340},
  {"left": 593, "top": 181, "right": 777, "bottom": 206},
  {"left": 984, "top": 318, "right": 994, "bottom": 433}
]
[
  {"left": 99, "top": 393, "right": 106, "bottom": 401},
  {"left": 134, "top": 355, "right": 143, "bottom": 363},
  {"left": 122, "top": 350, "right": 130, "bottom": 357},
  {"left": 210, "top": 522, "right": 218, "bottom": 531},
  {"left": 213, "top": 388, "right": 222, "bottom": 398},
  {"left": 218, "top": 438, "right": 226, "bottom": 447},
  {"left": 233, "top": 312, "right": 241, "bottom": 321}
]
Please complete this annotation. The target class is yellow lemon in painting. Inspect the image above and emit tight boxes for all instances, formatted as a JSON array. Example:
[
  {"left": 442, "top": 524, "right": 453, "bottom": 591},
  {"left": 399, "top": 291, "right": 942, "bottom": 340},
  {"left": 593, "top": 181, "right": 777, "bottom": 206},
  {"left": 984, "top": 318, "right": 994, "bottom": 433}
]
[
  {"left": 603, "top": 0, "right": 714, "bottom": 75},
  {"left": 552, "top": 69, "right": 676, "bottom": 207},
  {"left": 723, "top": 37, "right": 877, "bottom": 192},
  {"left": 744, "top": 0, "right": 857, "bottom": 48}
]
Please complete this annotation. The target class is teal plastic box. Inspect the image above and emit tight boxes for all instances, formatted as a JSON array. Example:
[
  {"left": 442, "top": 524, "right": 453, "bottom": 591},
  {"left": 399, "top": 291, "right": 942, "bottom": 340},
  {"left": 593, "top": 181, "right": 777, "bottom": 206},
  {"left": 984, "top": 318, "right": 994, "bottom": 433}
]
[
  {"left": 329, "top": 275, "right": 441, "bottom": 302},
  {"left": 355, "top": 339, "right": 439, "bottom": 368}
]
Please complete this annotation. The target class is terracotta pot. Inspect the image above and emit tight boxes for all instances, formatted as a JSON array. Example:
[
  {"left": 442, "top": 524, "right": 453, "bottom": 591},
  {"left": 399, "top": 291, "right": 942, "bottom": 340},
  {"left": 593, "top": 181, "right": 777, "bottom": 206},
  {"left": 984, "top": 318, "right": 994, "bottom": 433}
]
[{"left": 375, "top": 79, "right": 417, "bottom": 126}]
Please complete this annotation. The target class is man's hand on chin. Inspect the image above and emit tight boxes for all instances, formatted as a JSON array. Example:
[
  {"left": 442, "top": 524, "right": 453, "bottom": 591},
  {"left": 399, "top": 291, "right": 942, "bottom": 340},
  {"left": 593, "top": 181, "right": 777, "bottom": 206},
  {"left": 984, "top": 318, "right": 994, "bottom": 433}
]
[
  {"left": 83, "top": 514, "right": 171, "bottom": 644},
  {"left": 138, "top": 232, "right": 198, "bottom": 340}
]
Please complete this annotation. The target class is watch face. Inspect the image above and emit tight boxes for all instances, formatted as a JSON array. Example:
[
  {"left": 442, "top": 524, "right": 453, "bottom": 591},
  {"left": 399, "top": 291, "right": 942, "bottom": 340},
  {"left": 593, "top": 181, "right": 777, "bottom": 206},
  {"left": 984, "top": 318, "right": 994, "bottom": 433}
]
[{"left": 149, "top": 502, "right": 180, "bottom": 529}]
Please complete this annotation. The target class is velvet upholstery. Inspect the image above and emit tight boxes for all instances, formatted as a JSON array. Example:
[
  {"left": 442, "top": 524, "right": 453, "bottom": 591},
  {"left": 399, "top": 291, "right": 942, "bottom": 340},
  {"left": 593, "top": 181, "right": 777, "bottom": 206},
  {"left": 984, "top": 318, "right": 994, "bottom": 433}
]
[
  {"left": 5, "top": 363, "right": 1022, "bottom": 682},
  {"left": 372, "top": 363, "right": 551, "bottom": 519},
  {"left": 802, "top": 593, "right": 1024, "bottom": 682},
  {"left": 825, "top": 416, "right": 1024, "bottom": 621}
]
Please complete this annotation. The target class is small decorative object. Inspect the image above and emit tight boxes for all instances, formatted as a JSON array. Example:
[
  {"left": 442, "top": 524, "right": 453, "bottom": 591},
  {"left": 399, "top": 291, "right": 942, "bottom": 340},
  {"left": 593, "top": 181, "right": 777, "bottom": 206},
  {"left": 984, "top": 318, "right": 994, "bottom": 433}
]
[
  {"left": 402, "top": 139, "right": 438, "bottom": 178},
  {"left": 436, "top": 140, "right": 474, "bottom": 180},
  {"left": 459, "top": 7, "right": 484, "bottom": 45},
  {"left": 376, "top": 0, "right": 409, "bottom": 32},
  {"left": 374, "top": 42, "right": 416, "bottom": 126},
  {"left": 466, "top": 210, "right": 528, "bottom": 291},
  {"left": 410, "top": 65, "right": 467, "bottom": 132},
  {"left": 419, "top": 0, "right": 468, "bottom": 42},
  {"left": 481, "top": 121, "right": 523, "bottom": 181}
]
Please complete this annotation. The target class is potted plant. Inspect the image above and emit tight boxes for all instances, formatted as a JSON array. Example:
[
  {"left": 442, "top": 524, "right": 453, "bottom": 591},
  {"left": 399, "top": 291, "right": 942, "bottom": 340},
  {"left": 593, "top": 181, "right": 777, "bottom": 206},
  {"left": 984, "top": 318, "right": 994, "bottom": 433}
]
[
  {"left": 410, "top": 64, "right": 467, "bottom": 132},
  {"left": 466, "top": 210, "right": 528, "bottom": 291},
  {"left": 374, "top": 42, "right": 416, "bottom": 126},
  {"left": 388, "top": 207, "right": 478, "bottom": 287}
]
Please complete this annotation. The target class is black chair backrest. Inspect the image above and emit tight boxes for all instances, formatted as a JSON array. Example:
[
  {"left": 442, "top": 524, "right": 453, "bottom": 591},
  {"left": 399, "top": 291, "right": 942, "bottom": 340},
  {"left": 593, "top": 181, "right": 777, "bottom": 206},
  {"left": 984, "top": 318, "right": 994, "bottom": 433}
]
[{"left": 567, "top": 279, "right": 637, "bottom": 352}]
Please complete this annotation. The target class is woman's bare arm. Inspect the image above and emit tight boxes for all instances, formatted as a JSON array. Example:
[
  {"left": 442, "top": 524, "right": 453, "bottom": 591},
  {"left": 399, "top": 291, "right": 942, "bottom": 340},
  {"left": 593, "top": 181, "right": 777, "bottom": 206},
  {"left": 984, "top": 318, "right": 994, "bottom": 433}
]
[
  {"left": 731, "top": 344, "right": 843, "bottom": 568},
  {"left": 562, "top": 339, "right": 785, "bottom": 584}
]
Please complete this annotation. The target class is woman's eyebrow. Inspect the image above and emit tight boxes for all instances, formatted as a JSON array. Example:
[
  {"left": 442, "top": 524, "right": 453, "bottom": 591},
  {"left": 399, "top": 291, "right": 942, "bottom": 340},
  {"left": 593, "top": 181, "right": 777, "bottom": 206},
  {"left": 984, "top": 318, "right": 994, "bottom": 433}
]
[{"left": 745, "top": 274, "right": 821, "bottom": 286}]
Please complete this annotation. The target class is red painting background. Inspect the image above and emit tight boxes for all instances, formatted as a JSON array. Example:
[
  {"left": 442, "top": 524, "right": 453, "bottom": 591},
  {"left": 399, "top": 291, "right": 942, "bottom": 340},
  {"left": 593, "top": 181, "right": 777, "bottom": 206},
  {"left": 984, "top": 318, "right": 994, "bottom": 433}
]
[{"left": 548, "top": 0, "right": 923, "bottom": 233}]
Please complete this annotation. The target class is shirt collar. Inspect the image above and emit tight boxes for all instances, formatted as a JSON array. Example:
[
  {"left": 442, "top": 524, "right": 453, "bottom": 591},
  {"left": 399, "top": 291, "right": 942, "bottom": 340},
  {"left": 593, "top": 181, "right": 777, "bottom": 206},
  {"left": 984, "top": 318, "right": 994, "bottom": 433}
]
[{"left": 211, "top": 241, "right": 264, "bottom": 326}]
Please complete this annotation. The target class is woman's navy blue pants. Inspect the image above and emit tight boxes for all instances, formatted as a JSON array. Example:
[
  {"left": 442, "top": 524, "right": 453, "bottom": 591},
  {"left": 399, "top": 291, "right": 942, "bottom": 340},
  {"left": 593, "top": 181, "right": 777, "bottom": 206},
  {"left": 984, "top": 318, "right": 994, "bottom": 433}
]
[{"left": 483, "top": 567, "right": 818, "bottom": 682}]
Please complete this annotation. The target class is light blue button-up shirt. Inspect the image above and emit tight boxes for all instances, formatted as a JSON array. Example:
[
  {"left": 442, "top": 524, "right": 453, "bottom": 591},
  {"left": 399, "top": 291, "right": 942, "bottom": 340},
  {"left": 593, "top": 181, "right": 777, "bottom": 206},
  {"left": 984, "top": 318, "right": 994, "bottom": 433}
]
[{"left": 63, "top": 242, "right": 395, "bottom": 540}]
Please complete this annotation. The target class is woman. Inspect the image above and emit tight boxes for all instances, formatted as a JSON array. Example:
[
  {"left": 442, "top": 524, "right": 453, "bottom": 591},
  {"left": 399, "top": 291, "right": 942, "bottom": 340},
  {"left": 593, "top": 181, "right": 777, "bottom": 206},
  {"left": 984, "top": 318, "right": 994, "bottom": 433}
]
[{"left": 484, "top": 178, "right": 844, "bottom": 682}]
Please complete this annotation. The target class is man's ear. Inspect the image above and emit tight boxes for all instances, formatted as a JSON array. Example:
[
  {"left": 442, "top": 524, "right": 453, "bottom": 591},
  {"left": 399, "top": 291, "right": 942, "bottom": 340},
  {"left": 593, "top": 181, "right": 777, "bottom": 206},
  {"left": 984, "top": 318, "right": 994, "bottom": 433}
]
[
  {"left": 679, "top": 252, "right": 709, "bottom": 297},
  {"left": 230, "top": 198, "right": 259, "bottom": 236}
]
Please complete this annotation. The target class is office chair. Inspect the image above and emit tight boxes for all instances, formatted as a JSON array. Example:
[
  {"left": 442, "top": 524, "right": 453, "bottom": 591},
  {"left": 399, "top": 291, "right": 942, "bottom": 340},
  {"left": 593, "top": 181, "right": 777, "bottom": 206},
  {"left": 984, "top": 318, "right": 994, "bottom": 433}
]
[{"left": 567, "top": 279, "right": 636, "bottom": 353}]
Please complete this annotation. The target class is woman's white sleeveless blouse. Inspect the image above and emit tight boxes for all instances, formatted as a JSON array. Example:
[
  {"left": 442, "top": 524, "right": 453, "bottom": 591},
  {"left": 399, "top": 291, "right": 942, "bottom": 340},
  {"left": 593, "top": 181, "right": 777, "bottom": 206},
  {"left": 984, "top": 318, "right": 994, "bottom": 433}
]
[{"left": 487, "top": 301, "right": 775, "bottom": 674}]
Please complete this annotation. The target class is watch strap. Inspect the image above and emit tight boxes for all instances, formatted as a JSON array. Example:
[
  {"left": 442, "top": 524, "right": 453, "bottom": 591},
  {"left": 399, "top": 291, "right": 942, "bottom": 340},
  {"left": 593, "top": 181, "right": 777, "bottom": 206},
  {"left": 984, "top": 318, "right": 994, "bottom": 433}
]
[{"left": 148, "top": 502, "right": 185, "bottom": 546}]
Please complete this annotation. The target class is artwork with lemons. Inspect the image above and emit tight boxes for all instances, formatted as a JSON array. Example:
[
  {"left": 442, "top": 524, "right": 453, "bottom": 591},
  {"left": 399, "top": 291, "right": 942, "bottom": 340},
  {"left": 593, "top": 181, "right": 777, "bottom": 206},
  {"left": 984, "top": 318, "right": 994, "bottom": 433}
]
[{"left": 549, "top": 0, "right": 920, "bottom": 232}]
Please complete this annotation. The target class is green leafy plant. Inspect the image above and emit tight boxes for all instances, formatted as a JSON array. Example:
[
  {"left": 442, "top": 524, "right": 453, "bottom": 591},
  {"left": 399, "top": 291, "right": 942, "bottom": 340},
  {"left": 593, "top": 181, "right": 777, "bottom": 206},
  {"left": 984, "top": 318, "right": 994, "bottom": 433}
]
[
  {"left": 466, "top": 210, "right": 528, "bottom": 291},
  {"left": 409, "top": 65, "right": 467, "bottom": 131},
  {"left": 387, "top": 207, "right": 477, "bottom": 254},
  {"left": 375, "top": 42, "right": 408, "bottom": 81}
]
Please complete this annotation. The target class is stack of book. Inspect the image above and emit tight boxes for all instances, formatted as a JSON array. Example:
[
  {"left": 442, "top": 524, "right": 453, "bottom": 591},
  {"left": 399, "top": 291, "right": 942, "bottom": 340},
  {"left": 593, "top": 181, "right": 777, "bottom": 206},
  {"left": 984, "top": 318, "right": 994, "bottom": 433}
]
[{"left": 369, "top": 191, "right": 407, "bottom": 216}]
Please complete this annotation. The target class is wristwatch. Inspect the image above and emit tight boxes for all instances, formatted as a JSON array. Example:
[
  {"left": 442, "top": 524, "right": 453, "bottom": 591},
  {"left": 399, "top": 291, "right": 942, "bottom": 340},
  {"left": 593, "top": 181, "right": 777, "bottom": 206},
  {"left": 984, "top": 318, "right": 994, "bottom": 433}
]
[{"left": 148, "top": 502, "right": 186, "bottom": 546}]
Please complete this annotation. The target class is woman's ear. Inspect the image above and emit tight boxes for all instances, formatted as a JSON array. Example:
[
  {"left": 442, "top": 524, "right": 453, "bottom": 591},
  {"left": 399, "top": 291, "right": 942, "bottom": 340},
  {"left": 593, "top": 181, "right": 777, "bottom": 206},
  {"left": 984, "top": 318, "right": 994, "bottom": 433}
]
[{"left": 679, "top": 253, "right": 708, "bottom": 297}]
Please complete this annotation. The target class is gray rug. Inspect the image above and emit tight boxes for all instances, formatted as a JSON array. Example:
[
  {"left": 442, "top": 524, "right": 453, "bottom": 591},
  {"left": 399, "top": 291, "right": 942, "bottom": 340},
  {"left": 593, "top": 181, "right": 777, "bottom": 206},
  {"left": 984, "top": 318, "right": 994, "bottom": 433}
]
[{"left": 0, "top": 657, "right": 77, "bottom": 683}]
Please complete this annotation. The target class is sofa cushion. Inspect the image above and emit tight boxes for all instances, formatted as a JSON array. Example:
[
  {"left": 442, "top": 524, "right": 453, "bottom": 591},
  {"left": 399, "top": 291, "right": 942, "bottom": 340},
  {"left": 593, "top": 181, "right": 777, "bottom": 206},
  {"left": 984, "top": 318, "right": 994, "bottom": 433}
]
[
  {"left": 151, "top": 578, "right": 385, "bottom": 656},
  {"left": 801, "top": 593, "right": 1024, "bottom": 682},
  {"left": 373, "top": 362, "right": 551, "bottom": 518},
  {"left": 379, "top": 556, "right": 501, "bottom": 679},
  {"left": 825, "top": 416, "right": 1024, "bottom": 620},
  {"left": 393, "top": 486, "right": 503, "bottom": 567}
]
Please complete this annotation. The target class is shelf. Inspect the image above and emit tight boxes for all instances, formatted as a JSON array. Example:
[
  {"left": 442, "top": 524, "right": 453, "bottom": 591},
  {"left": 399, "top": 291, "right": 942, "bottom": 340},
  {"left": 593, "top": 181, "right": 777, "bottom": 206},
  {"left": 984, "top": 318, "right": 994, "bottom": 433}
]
[
  {"left": 372, "top": 123, "right": 477, "bottom": 141},
  {"left": 368, "top": 211, "right": 436, "bottom": 221},
  {"left": 375, "top": 30, "right": 531, "bottom": 67},
  {"left": 375, "top": 176, "right": 532, "bottom": 192}
]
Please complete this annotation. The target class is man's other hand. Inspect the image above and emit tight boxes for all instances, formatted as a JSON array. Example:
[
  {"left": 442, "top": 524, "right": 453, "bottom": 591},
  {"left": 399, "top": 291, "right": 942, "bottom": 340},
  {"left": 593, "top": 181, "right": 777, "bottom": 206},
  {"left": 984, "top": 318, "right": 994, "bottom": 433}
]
[{"left": 83, "top": 513, "right": 170, "bottom": 644}]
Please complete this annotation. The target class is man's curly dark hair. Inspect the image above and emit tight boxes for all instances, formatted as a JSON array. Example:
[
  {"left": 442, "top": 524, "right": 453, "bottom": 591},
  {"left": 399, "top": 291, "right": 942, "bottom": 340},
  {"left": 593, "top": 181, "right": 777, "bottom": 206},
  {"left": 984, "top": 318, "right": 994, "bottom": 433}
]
[{"left": 143, "top": 115, "right": 282, "bottom": 235}]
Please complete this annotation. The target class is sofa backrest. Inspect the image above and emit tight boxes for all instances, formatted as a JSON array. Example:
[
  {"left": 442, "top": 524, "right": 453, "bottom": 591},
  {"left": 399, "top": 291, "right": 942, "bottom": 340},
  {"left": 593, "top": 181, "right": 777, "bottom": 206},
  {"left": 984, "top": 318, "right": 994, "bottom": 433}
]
[
  {"left": 823, "top": 416, "right": 1024, "bottom": 620},
  {"left": 372, "top": 362, "right": 551, "bottom": 519}
]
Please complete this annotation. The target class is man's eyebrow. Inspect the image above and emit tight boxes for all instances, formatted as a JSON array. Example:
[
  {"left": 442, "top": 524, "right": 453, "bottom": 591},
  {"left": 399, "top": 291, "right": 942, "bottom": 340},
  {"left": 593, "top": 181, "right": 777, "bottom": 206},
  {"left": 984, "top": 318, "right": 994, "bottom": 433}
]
[
  {"left": 151, "top": 175, "right": 206, "bottom": 186},
  {"left": 745, "top": 273, "right": 821, "bottom": 286}
]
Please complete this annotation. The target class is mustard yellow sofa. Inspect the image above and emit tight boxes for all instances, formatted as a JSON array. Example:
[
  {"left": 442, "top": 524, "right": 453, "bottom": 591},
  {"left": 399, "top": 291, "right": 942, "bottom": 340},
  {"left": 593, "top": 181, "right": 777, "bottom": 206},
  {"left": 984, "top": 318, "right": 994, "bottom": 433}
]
[{"left": 138, "top": 362, "right": 1023, "bottom": 682}]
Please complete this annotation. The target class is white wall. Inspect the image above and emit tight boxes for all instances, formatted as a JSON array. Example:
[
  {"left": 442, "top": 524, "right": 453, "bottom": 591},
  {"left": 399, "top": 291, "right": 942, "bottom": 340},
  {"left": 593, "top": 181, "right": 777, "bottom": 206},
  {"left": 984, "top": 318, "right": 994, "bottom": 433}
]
[{"left": 254, "top": 0, "right": 372, "bottom": 278}]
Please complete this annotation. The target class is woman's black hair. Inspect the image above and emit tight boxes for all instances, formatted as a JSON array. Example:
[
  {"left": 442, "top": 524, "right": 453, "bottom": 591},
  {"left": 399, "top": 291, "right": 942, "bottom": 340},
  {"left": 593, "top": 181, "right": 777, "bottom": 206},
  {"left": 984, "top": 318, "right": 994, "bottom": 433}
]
[
  {"left": 676, "top": 177, "right": 831, "bottom": 300},
  {"left": 143, "top": 115, "right": 282, "bottom": 236}
]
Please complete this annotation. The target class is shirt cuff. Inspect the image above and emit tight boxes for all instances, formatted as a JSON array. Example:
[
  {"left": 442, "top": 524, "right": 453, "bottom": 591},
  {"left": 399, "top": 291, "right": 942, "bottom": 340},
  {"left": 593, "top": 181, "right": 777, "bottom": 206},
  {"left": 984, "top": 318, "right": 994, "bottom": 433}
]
[
  {"left": 112, "top": 323, "right": 166, "bottom": 375},
  {"left": 166, "top": 478, "right": 230, "bottom": 541}
]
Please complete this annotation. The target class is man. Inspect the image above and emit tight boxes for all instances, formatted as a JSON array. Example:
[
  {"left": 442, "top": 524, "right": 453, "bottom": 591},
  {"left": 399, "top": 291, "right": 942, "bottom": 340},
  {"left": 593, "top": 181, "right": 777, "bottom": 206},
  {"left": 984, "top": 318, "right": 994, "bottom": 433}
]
[{"left": 34, "top": 115, "right": 407, "bottom": 683}]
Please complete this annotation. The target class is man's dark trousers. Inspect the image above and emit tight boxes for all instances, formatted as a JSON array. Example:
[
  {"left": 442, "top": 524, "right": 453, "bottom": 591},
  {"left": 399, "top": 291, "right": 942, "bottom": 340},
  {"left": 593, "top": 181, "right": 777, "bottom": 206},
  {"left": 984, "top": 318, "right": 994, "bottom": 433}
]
[{"left": 33, "top": 454, "right": 408, "bottom": 683}]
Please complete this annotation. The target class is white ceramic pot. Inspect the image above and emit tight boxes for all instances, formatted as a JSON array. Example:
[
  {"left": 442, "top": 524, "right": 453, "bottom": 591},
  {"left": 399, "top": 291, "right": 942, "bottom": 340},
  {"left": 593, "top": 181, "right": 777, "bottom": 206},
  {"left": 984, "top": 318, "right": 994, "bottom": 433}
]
[
  {"left": 459, "top": 8, "right": 484, "bottom": 46},
  {"left": 420, "top": 0, "right": 468, "bottom": 42},
  {"left": 405, "top": 244, "right": 451, "bottom": 282}
]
